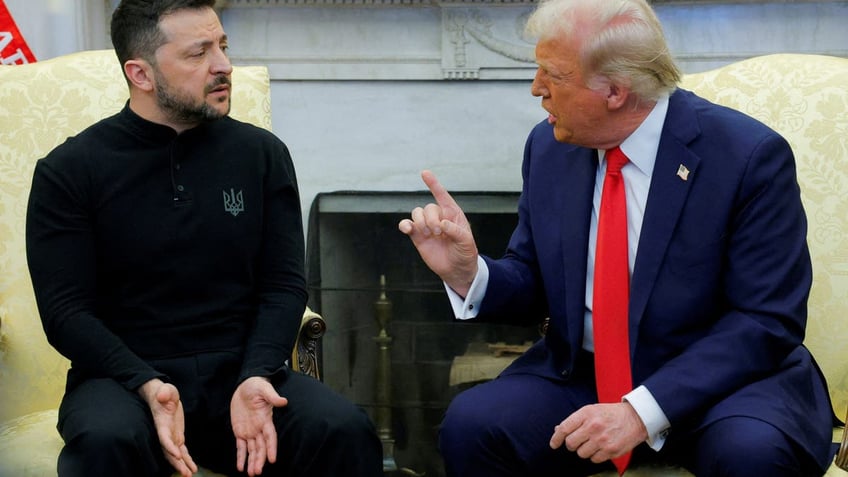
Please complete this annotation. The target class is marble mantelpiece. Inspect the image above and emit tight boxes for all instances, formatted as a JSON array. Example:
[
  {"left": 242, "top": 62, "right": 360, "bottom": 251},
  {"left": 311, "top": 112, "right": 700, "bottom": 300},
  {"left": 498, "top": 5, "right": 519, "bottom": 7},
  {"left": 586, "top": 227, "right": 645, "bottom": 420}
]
[{"left": 219, "top": 0, "right": 848, "bottom": 79}]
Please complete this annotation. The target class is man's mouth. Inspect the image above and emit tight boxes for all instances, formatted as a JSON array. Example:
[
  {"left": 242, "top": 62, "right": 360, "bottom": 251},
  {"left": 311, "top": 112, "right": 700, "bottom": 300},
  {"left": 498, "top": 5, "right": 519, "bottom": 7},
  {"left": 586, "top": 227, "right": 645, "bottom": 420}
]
[{"left": 207, "top": 77, "right": 231, "bottom": 95}]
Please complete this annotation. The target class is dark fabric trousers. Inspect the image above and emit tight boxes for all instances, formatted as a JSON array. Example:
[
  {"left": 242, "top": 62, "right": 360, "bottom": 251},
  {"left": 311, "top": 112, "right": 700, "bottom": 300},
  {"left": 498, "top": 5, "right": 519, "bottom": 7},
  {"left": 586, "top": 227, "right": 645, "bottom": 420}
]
[
  {"left": 439, "top": 356, "right": 826, "bottom": 477},
  {"left": 56, "top": 351, "right": 382, "bottom": 477}
]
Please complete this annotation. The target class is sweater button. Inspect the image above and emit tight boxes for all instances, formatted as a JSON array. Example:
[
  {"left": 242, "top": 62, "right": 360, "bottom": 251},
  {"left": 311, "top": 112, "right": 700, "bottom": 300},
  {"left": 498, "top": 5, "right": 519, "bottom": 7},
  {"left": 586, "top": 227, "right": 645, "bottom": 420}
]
[{"left": 177, "top": 185, "right": 185, "bottom": 192}]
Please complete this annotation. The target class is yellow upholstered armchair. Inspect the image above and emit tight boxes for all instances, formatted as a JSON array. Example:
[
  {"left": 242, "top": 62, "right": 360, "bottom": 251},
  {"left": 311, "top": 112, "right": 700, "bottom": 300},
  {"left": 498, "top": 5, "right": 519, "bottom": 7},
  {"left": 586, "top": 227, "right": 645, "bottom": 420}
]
[
  {"left": 0, "top": 49, "right": 325, "bottom": 477},
  {"left": 589, "top": 54, "right": 848, "bottom": 476}
]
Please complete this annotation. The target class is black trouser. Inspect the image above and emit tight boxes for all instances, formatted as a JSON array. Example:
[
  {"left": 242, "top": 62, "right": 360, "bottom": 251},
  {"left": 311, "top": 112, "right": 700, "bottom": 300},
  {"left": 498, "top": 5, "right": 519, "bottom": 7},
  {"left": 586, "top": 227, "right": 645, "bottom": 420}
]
[{"left": 56, "top": 351, "right": 382, "bottom": 477}]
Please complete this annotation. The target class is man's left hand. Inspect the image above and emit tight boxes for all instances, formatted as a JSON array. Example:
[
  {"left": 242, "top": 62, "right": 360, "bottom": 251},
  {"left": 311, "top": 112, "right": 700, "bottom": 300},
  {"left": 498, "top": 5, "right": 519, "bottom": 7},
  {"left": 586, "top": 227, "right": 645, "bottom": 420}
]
[
  {"left": 549, "top": 402, "right": 648, "bottom": 464},
  {"left": 230, "top": 376, "right": 289, "bottom": 476}
]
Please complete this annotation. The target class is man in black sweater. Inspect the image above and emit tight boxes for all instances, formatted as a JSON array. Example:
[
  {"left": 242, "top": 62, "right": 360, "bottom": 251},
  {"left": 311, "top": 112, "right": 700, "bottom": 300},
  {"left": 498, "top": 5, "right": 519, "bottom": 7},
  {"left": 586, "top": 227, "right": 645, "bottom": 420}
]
[{"left": 25, "top": 1, "right": 381, "bottom": 476}]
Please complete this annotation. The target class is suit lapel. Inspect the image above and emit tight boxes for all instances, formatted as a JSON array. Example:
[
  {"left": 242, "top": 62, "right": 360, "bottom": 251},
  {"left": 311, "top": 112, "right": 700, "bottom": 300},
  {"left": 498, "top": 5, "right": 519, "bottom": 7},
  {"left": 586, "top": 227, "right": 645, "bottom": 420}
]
[
  {"left": 630, "top": 90, "right": 701, "bottom": 349},
  {"left": 558, "top": 147, "right": 597, "bottom": 357}
]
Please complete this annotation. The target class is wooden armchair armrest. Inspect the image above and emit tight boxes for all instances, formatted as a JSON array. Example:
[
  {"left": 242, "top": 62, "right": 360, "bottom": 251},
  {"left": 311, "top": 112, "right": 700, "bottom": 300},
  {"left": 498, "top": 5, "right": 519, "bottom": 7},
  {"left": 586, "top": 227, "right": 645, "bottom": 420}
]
[{"left": 291, "top": 307, "right": 326, "bottom": 380}]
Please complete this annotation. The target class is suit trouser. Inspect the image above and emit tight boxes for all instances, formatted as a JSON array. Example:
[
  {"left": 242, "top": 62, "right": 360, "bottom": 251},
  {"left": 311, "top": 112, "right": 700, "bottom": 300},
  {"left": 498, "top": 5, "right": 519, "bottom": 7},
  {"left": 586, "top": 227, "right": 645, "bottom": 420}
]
[
  {"left": 438, "top": 355, "right": 826, "bottom": 477},
  {"left": 56, "top": 351, "right": 382, "bottom": 477}
]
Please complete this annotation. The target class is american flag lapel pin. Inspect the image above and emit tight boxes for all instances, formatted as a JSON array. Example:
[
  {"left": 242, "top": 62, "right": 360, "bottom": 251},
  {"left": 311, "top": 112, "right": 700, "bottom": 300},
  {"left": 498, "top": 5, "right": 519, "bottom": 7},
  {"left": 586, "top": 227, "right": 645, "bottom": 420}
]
[{"left": 677, "top": 164, "right": 690, "bottom": 181}]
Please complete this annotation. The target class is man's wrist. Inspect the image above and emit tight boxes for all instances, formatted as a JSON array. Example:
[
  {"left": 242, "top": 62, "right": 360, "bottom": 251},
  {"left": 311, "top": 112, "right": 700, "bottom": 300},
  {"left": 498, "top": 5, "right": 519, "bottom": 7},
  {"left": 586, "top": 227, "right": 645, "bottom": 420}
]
[
  {"left": 138, "top": 378, "right": 163, "bottom": 404},
  {"left": 623, "top": 385, "right": 671, "bottom": 450}
]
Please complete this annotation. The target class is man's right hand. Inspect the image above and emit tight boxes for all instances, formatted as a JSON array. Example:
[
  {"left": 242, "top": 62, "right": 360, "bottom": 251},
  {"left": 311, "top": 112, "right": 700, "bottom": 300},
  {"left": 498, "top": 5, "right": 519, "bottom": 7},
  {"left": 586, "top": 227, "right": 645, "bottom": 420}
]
[
  {"left": 398, "top": 170, "right": 479, "bottom": 297},
  {"left": 139, "top": 379, "right": 198, "bottom": 477}
]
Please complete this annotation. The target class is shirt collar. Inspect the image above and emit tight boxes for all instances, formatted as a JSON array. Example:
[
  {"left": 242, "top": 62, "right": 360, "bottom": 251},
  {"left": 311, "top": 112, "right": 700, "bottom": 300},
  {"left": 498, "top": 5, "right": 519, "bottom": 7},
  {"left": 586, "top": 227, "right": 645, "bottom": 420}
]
[{"left": 602, "top": 93, "right": 670, "bottom": 178}]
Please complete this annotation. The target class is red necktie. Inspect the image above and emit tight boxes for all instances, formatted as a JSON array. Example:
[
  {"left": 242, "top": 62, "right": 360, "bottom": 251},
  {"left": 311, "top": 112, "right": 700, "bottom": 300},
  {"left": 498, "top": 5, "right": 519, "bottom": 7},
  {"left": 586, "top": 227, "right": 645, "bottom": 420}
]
[{"left": 592, "top": 146, "right": 632, "bottom": 475}]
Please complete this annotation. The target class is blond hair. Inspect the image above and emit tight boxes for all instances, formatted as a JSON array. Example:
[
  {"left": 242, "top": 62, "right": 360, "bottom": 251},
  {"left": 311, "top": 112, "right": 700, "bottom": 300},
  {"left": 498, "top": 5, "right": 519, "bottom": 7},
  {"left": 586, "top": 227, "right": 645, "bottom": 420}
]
[{"left": 526, "top": 0, "right": 681, "bottom": 101}]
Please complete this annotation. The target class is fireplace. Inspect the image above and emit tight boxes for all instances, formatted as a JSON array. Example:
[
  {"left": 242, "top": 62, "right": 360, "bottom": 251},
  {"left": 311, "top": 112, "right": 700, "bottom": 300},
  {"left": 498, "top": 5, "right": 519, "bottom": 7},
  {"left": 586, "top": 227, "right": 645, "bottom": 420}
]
[{"left": 306, "top": 191, "right": 541, "bottom": 476}]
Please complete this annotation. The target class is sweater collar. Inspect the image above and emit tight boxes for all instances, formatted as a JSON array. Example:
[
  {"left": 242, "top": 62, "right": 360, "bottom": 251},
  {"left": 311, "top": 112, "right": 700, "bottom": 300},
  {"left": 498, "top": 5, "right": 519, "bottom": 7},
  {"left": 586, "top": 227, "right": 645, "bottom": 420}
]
[{"left": 119, "top": 102, "right": 215, "bottom": 142}]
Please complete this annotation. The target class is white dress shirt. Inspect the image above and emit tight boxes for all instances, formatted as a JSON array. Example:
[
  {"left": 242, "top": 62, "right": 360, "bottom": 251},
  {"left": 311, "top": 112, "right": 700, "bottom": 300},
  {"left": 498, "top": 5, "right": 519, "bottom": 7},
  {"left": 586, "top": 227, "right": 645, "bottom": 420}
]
[{"left": 446, "top": 94, "right": 672, "bottom": 450}]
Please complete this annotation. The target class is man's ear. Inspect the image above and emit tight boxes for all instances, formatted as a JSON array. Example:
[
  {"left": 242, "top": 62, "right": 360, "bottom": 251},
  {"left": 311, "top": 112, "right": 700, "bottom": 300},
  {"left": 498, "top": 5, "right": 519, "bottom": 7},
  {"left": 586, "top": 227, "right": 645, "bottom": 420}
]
[
  {"left": 124, "top": 59, "right": 155, "bottom": 92},
  {"left": 606, "top": 82, "right": 630, "bottom": 110}
]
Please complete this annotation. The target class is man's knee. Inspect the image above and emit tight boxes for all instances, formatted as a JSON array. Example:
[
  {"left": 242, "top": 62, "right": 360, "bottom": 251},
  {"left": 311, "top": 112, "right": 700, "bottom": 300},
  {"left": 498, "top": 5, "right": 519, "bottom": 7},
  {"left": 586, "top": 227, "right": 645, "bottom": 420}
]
[
  {"left": 58, "top": 419, "right": 163, "bottom": 476},
  {"left": 271, "top": 390, "right": 381, "bottom": 476},
  {"left": 58, "top": 379, "right": 162, "bottom": 476},
  {"left": 313, "top": 404, "right": 377, "bottom": 446},
  {"left": 69, "top": 417, "right": 149, "bottom": 447},
  {"left": 693, "top": 418, "right": 804, "bottom": 477},
  {"left": 440, "top": 386, "right": 503, "bottom": 450}
]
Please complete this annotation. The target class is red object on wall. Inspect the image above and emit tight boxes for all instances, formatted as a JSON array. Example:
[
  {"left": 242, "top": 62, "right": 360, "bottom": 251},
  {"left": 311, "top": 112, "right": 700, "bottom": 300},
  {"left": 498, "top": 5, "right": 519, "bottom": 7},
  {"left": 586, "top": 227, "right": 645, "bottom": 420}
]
[{"left": 0, "top": 0, "right": 36, "bottom": 64}]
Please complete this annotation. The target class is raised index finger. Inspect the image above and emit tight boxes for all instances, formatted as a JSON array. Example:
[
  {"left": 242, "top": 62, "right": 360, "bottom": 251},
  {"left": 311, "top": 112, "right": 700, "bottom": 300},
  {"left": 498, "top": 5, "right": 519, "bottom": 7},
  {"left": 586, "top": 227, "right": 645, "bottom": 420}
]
[{"left": 421, "top": 170, "right": 459, "bottom": 210}]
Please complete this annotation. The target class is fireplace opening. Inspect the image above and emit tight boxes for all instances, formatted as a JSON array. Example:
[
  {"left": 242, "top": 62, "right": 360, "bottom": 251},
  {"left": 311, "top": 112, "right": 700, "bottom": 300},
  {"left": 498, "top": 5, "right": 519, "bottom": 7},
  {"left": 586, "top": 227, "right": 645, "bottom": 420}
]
[{"left": 306, "top": 191, "right": 541, "bottom": 476}]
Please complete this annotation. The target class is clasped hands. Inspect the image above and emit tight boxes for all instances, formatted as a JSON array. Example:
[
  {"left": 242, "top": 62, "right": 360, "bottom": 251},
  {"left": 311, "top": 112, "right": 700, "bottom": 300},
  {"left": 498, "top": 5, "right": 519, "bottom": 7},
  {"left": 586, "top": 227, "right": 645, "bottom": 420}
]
[
  {"left": 140, "top": 376, "right": 287, "bottom": 477},
  {"left": 399, "top": 170, "right": 648, "bottom": 463}
]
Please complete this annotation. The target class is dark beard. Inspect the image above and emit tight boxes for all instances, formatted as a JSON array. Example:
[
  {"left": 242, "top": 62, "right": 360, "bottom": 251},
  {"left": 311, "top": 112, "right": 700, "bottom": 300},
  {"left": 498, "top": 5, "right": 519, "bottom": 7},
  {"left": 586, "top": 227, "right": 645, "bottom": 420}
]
[{"left": 156, "top": 74, "right": 231, "bottom": 125}]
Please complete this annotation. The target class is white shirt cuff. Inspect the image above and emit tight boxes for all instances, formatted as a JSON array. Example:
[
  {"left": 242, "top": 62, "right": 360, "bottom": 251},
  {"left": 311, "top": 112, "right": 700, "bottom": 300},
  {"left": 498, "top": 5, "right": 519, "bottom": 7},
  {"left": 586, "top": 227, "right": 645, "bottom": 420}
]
[
  {"left": 445, "top": 256, "right": 488, "bottom": 320},
  {"left": 624, "top": 385, "right": 671, "bottom": 451}
]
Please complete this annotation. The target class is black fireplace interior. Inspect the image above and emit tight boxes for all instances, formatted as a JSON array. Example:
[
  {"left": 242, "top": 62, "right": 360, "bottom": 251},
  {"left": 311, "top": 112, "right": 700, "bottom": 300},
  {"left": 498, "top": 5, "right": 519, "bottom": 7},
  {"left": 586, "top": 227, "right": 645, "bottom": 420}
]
[{"left": 306, "top": 191, "right": 542, "bottom": 476}]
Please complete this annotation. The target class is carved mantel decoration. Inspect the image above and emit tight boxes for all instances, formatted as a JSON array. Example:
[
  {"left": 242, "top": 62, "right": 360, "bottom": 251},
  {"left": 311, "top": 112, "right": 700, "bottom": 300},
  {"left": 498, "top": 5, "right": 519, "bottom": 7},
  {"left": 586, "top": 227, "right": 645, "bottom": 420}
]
[
  {"left": 219, "top": 0, "right": 538, "bottom": 80},
  {"left": 442, "top": 7, "right": 535, "bottom": 79},
  {"left": 218, "top": 0, "right": 847, "bottom": 81}
]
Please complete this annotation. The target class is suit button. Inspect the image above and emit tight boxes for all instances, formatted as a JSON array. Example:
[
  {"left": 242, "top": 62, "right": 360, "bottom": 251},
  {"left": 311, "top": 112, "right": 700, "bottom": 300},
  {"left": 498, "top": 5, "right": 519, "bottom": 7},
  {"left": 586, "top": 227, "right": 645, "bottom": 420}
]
[{"left": 561, "top": 369, "right": 570, "bottom": 379}]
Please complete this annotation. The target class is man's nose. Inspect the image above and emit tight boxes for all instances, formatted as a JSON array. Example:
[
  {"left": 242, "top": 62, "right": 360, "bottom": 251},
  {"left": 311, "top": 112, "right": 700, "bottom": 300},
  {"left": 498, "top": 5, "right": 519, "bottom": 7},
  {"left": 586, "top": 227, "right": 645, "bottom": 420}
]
[
  {"left": 211, "top": 48, "right": 233, "bottom": 76},
  {"left": 530, "top": 69, "right": 546, "bottom": 97}
]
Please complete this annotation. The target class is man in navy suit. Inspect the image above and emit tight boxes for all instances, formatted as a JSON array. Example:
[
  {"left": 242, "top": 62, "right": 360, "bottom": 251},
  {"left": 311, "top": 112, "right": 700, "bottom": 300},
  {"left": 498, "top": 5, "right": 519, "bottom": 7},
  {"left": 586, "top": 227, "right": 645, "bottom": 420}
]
[{"left": 398, "top": 0, "right": 836, "bottom": 475}]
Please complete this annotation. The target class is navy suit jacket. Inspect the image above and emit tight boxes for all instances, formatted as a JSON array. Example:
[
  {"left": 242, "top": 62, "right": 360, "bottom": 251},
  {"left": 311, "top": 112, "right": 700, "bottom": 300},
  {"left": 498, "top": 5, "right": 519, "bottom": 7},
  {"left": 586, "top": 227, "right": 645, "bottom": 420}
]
[{"left": 476, "top": 89, "right": 835, "bottom": 469}]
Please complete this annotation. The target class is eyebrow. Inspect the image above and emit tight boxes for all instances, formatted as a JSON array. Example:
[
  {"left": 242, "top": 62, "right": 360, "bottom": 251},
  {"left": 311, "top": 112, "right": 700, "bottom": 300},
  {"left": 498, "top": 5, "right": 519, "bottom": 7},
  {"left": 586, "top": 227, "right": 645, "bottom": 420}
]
[
  {"left": 539, "top": 62, "right": 566, "bottom": 79},
  {"left": 192, "top": 34, "right": 228, "bottom": 49}
]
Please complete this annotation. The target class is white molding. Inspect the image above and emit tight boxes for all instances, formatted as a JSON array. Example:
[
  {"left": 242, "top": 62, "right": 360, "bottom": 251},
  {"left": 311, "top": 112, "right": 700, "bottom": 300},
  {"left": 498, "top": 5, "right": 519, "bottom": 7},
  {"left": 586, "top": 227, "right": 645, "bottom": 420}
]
[
  {"left": 221, "top": 0, "right": 848, "bottom": 81},
  {"left": 222, "top": 0, "right": 536, "bottom": 6},
  {"left": 222, "top": 1, "right": 847, "bottom": 80},
  {"left": 222, "top": 3, "right": 538, "bottom": 80},
  {"left": 87, "top": 0, "right": 846, "bottom": 80}
]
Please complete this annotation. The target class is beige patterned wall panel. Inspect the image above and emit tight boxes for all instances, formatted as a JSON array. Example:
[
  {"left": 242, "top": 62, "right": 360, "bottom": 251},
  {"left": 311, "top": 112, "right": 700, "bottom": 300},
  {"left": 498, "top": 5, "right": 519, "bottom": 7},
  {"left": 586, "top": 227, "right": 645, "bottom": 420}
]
[
  {"left": 681, "top": 54, "right": 848, "bottom": 418},
  {"left": 0, "top": 49, "right": 271, "bottom": 422}
]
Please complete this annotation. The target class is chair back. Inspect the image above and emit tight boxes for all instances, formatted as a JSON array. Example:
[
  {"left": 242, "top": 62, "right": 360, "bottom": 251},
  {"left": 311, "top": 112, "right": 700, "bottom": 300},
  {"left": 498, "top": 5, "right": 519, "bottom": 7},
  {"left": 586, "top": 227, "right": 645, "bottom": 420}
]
[{"left": 681, "top": 54, "right": 848, "bottom": 419}]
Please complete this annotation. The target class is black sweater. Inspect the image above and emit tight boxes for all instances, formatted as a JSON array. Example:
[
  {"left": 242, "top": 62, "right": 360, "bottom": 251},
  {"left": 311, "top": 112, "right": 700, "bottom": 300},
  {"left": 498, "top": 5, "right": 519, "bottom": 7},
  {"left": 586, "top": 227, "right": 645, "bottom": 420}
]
[{"left": 26, "top": 105, "right": 307, "bottom": 392}]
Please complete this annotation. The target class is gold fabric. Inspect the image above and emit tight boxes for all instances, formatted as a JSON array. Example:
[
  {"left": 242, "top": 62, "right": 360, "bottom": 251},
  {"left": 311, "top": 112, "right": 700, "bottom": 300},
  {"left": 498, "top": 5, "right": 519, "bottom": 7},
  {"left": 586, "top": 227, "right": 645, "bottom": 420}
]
[{"left": 0, "top": 49, "right": 270, "bottom": 477}]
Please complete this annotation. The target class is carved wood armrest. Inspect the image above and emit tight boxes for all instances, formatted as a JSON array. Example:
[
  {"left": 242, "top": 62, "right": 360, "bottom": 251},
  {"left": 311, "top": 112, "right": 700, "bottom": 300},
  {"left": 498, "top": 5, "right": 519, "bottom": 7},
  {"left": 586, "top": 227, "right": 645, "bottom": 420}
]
[
  {"left": 291, "top": 308, "right": 326, "bottom": 380},
  {"left": 837, "top": 407, "right": 848, "bottom": 471}
]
